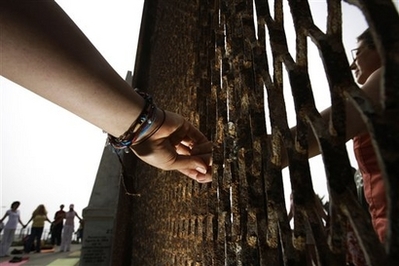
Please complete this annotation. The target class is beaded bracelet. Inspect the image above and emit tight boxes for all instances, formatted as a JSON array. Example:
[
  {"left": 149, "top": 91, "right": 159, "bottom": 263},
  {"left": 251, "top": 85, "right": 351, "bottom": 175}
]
[{"left": 107, "top": 90, "right": 165, "bottom": 151}]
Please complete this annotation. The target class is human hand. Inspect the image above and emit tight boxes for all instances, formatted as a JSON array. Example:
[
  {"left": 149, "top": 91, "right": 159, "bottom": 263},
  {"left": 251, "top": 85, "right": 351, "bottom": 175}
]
[{"left": 131, "top": 109, "right": 212, "bottom": 183}]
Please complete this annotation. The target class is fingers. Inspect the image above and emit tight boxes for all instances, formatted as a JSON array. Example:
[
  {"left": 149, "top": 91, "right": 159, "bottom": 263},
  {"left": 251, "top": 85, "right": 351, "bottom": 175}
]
[
  {"left": 175, "top": 140, "right": 212, "bottom": 156},
  {"left": 190, "top": 141, "right": 213, "bottom": 155},
  {"left": 173, "top": 155, "right": 212, "bottom": 183},
  {"left": 170, "top": 153, "right": 213, "bottom": 183},
  {"left": 166, "top": 141, "right": 213, "bottom": 182},
  {"left": 173, "top": 123, "right": 213, "bottom": 179},
  {"left": 169, "top": 118, "right": 209, "bottom": 147},
  {"left": 131, "top": 110, "right": 213, "bottom": 183},
  {"left": 175, "top": 143, "right": 191, "bottom": 155},
  {"left": 179, "top": 168, "right": 212, "bottom": 183},
  {"left": 175, "top": 123, "right": 212, "bottom": 156},
  {"left": 132, "top": 139, "right": 213, "bottom": 183}
]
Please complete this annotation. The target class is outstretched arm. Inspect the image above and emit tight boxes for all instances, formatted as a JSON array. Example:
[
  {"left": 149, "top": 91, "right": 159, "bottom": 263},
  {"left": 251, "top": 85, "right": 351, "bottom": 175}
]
[
  {"left": 1, "top": 1, "right": 212, "bottom": 182},
  {"left": 75, "top": 212, "right": 82, "bottom": 222},
  {"left": 282, "top": 69, "right": 382, "bottom": 167},
  {"left": 0, "top": 213, "right": 9, "bottom": 223},
  {"left": 24, "top": 216, "right": 33, "bottom": 228},
  {"left": 18, "top": 218, "right": 25, "bottom": 227}
]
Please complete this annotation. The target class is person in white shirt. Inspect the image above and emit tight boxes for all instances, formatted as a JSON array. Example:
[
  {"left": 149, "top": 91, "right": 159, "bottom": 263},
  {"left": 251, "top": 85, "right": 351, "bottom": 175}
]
[
  {"left": 59, "top": 204, "right": 82, "bottom": 252},
  {"left": 0, "top": 201, "right": 25, "bottom": 257}
]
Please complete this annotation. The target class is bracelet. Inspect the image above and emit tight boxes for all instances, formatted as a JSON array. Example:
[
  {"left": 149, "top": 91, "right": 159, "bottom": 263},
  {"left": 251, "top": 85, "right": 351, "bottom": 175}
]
[
  {"left": 107, "top": 90, "right": 165, "bottom": 151},
  {"left": 131, "top": 107, "right": 165, "bottom": 145}
]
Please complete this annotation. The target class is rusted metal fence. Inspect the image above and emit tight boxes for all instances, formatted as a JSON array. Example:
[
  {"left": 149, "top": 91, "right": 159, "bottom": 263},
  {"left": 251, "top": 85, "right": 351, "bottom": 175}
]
[{"left": 111, "top": 0, "right": 399, "bottom": 265}]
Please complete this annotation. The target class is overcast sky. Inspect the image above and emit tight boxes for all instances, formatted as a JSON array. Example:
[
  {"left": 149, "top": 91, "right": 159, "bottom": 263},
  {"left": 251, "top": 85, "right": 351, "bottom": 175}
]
[
  {"left": 0, "top": 0, "right": 144, "bottom": 228},
  {"left": 2, "top": 1, "right": 395, "bottom": 232}
]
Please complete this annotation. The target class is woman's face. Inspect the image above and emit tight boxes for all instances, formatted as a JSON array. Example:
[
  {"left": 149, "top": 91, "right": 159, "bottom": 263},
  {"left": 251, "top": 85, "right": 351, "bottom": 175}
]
[
  {"left": 350, "top": 40, "right": 381, "bottom": 85},
  {"left": 11, "top": 203, "right": 20, "bottom": 210}
]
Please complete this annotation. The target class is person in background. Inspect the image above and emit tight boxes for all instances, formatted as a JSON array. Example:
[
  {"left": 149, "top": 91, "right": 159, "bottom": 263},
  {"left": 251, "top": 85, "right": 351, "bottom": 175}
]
[
  {"left": 51, "top": 204, "right": 66, "bottom": 246},
  {"left": 283, "top": 28, "right": 390, "bottom": 263},
  {"left": 24, "top": 204, "right": 52, "bottom": 254},
  {"left": 75, "top": 219, "right": 84, "bottom": 243},
  {"left": 288, "top": 28, "right": 388, "bottom": 241},
  {"left": 60, "top": 204, "right": 82, "bottom": 252},
  {"left": 348, "top": 29, "right": 389, "bottom": 244},
  {"left": 0, "top": 201, "right": 25, "bottom": 257},
  {"left": 1, "top": 1, "right": 212, "bottom": 184}
]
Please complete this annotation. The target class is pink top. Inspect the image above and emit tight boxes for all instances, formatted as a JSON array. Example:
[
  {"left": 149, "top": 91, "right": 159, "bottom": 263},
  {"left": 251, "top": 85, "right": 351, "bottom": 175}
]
[{"left": 353, "top": 133, "right": 387, "bottom": 242}]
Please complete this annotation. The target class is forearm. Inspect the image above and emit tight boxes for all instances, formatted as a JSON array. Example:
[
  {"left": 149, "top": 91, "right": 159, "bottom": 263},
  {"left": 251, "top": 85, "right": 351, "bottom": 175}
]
[
  {"left": 282, "top": 104, "right": 357, "bottom": 168},
  {"left": 1, "top": 0, "right": 144, "bottom": 137},
  {"left": 280, "top": 126, "right": 321, "bottom": 168}
]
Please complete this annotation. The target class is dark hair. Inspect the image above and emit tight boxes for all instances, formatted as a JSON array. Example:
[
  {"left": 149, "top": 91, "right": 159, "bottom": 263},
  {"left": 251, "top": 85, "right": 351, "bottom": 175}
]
[
  {"left": 11, "top": 201, "right": 20, "bottom": 209},
  {"left": 357, "top": 28, "right": 375, "bottom": 48}
]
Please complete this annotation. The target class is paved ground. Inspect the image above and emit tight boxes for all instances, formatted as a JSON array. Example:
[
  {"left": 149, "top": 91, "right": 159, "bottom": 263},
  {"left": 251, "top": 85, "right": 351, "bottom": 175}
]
[{"left": 0, "top": 244, "right": 81, "bottom": 266}]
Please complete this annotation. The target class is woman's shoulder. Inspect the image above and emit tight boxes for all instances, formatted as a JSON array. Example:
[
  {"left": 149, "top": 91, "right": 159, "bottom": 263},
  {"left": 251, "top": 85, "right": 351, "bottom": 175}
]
[
  {"left": 368, "top": 67, "right": 382, "bottom": 80},
  {"left": 362, "top": 67, "right": 383, "bottom": 105}
]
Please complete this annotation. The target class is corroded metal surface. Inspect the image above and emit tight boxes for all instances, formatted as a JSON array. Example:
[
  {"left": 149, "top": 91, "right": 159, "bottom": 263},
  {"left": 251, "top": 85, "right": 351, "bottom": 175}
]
[{"left": 113, "top": 0, "right": 399, "bottom": 265}]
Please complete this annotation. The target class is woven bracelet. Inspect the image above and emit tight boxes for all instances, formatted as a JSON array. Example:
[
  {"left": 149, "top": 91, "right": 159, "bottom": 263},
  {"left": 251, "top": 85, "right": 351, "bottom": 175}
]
[
  {"left": 132, "top": 108, "right": 166, "bottom": 146},
  {"left": 108, "top": 90, "right": 164, "bottom": 151}
]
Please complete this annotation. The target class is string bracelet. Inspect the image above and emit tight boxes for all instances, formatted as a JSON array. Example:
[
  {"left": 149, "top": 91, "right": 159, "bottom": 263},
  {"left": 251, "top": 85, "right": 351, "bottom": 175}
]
[{"left": 107, "top": 90, "right": 166, "bottom": 152}]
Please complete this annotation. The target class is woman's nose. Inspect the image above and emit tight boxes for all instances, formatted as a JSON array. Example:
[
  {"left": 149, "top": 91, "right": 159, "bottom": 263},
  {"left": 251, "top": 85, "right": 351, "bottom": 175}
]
[{"left": 350, "top": 60, "right": 357, "bottom": 70}]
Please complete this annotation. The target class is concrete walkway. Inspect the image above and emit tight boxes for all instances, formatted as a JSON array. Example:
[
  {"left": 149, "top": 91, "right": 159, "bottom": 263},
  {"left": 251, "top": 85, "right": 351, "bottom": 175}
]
[{"left": 0, "top": 244, "right": 81, "bottom": 266}]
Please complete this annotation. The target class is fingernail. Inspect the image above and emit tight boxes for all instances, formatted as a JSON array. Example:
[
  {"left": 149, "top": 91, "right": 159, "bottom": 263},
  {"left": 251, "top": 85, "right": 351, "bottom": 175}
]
[
  {"left": 196, "top": 177, "right": 205, "bottom": 182},
  {"left": 196, "top": 167, "right": 207, "bottom": 174}
]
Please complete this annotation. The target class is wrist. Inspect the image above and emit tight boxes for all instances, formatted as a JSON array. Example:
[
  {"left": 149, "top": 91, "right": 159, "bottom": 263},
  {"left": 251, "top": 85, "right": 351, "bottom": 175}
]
[
  {"left": 131, "top": 107, "right": 165, "bottom": 145},
  {"left": 108, "top": 90, "right": 166, "bottom": 150}
]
